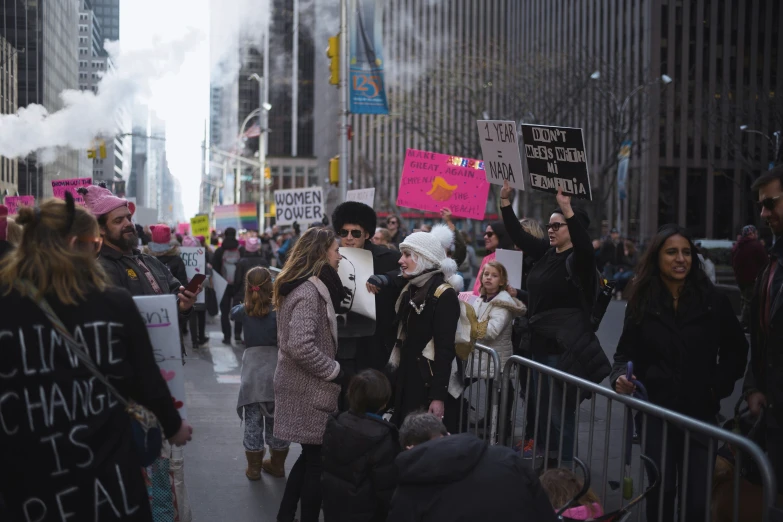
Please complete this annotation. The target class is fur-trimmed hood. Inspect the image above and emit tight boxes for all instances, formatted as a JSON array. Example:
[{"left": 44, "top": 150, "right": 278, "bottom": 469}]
[{"left": 476, "top": 290, "right": 526, "bottom": 316}]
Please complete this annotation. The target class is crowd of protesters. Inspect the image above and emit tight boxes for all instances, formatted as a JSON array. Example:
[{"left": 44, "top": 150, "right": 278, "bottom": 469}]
[{"left": 1, "top": 164, "right": 783, "bottom": 521}]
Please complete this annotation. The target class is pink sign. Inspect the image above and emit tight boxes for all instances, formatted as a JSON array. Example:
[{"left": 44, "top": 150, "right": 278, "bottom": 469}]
[
  {"left": 177, "top": 223, "right": 190, "bottom": 235},
  {"left": 52, "top": 178, "right": 92, "bottom": 205},
  {"left": 4, "top": 196, "right": 35, "bottom": 215},
  {"left": 396, "top": 149, "right": 490, "bottom": 220}
]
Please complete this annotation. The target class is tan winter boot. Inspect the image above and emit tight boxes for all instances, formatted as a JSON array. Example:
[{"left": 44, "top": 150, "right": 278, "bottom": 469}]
[
  {"left": 262, "top": 448, "right": 289, "bottom": 478},
  {"left": 245, "top": 450, "right": 264, "bottom": 480}
]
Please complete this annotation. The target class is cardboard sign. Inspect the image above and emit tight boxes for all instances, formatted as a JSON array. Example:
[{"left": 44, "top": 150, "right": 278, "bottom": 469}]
[
  {"left": 212, "top": 271, "right": 228, "bottom": 307},
  {"left": 179, "top": 247, "right": 206, "bottom": 304},
  {"left": 494, "top": 249, "right": 524, "bottom": 290},
  {"left": 346, "top": 188, "right": 375, "bottom": 207},
  {"left": 520, "top": 124, "right": 592, "bottom": 200},
  {"left": 190, "top": 215, "right": 210, "bottom": 237},
  {"left": 397, "top": 149, "right": 490, "bottom": 220},
  {"left": 176, "top": 223, "right": 190, "bottom": 235},
  {"left": 273, "top": 187, "right": 325, "bottom": 226},
  {"left": 477, "top": 120, "right": 526, "bottom": 191},
  {"left": 337, "top": 247, "right": 376, "bottom": 321},
  {"left": 4, "top": 196, "right": 34, "bottom": 215},
  {"left": 51, "top": 178, "right": 92, "bottom": 205},
  {"left": 133, "top": 207, "right": 157, "bottom": 227},
  {"left": 133, "top": 295, "right": 187, "bottom": 419}
]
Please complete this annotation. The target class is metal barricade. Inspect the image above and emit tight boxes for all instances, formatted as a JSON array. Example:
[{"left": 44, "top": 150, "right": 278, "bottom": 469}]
[
  {"left": 455, "top": 344, "right": 500, "bottom": 444},
  {"left": 497, "top": 354, "right": 779, "bottom": 522}
]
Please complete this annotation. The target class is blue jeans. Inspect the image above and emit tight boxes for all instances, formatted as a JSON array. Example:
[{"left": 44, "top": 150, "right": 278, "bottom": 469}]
[
  {"left": 612, "top": 270, "right": 634, "bottom": 292},
  {"left": 532, "top": 353, "right": 576, "bottom": 462}
]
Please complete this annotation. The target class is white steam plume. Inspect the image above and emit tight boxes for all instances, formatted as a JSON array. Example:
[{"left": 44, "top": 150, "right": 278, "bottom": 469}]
[{"left": 0, "top": 30, "right": 203, "bottom": 161}]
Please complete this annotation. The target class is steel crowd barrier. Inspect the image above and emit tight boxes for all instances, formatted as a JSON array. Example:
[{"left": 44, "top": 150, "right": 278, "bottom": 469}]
[
  {"left": 494, "top": 353, "right": 779, "bottom": 522},
  {"left": 454, "top": 344, "right": 500, "bottom": 444}
]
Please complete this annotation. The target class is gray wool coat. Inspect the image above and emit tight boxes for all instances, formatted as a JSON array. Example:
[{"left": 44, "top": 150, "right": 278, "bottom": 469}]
[{"left": 273, "top": 276, "right": 341, "bottom": 445}]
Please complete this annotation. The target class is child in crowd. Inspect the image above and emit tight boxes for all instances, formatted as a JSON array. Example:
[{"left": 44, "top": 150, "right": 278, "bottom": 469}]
[
  {"left": 321, "top": 370, "right": 400, "bottom": 522},
  {"left": 232, "top": 267, "right": 291, "bottom": 480},
  {"left": 539, "top": 468, "right": 604, "bottom": 520}
]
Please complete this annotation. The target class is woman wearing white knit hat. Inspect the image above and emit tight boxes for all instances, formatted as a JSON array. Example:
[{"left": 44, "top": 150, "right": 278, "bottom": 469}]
[{"left": 366, "top": 224, "right": 464, "bottom": 429}]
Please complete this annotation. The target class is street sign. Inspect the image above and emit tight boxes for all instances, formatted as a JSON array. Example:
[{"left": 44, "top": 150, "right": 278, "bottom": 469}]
[
  {"left": 520, "top": 124, "right": 592, "bottom": 200},
  {"left": 477, "top": 120, "right": 526, "bottom": 191}
]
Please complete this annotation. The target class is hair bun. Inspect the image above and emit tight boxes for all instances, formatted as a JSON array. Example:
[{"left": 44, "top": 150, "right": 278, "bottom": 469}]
[{"left": 14, "top": 206, "right": 37, "bottom": 227}]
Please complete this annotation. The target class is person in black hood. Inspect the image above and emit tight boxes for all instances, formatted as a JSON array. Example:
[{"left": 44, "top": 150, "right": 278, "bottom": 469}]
[
  {"left": 213, "top": 227, "right": 243, "bottom": 344},
  {"left": 387, "top": 412, "right": 557, "bottom": 522},
  {"left": 322, "top": 369, "right": 399, "bottom": 522},
  {"left": 332, "top": 202, "right": 401, "bottom": 382}
]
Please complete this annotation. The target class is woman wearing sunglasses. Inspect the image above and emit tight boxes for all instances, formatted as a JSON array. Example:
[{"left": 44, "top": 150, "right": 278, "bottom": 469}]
[{"left": 499, "top": 180, "right": 610, "bottom": 466}]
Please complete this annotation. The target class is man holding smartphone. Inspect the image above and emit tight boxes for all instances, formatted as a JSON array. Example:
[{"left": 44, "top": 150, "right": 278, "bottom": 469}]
[{"left": 78, "top": 184, "right": 201, "bottom": 313}]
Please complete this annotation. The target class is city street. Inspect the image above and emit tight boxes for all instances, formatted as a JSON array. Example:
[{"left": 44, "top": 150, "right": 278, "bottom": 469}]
[{"left": 181, "top": 300, "right": 747, "bottom": 521}]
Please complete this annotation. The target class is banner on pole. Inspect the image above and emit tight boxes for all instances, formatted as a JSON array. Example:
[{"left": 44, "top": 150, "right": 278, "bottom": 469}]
[
  {"left": 617, "top": 140, "right": 632, "bottom": 201},
  {"left": 4, "top": 196, "right": 35, "bottom": 215},
  {"left": 273, "top": 187, "right": 325, "bottom": 226},
  {"left": 477, "top": 120, "right": 526, "bottom": 191},
  {"left": 349, "top": 0, "right": 389, "bottom": 115},
  {"left": 51, "top": 178, "right": 92, "bottom": 205},
  {"left": 396, "top": 148, "right": 490, "bottom": 220},
  {"left": 190, "top": 215, "right": 210, "bottom": 237},
  {"left": 520, "top": 124, "right": 592, "bottom": 200},
  {"left": 132, "top": 295, "right": 187, "bottom": 419}
]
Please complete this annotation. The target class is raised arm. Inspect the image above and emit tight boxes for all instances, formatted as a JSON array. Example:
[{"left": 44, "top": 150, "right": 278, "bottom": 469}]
[{"left": 499, "top": 183, "right": 550, "bottom": 261}]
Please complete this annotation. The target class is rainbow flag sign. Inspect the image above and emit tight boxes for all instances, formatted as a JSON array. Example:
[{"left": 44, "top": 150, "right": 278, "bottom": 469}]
[{"left": 214, "top": 203, "right": 258, "bottom": 232}]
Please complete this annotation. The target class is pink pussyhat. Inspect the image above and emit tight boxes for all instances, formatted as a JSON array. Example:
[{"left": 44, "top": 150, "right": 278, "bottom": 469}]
[
  {"left": 77, "top": 185, "right": 136, "bottom": 218},
  {"left": 182, "top": 235, "right": 200, "bottom": 247}
]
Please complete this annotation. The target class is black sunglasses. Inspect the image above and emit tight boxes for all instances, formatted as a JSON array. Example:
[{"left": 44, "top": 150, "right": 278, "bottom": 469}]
[
  {"left": 758, "top": 195, "right": 783, "bottom": 212},
  {"left": 338, "top": 229, "right": 363, "bottom": 239},
  {"left": 388, "top": 220, "right": 398, "bottom": 225},
  {"left": 484, "top": 231, "right": 495, "bottom": 237},
  {"left": 546, "top": 222, "right": 568, "bottom": 232}
]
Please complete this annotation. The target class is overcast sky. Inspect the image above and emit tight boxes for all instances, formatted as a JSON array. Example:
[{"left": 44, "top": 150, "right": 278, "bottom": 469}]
[{"left": 120, "top": 0, "right": 209, "bottom": 219}]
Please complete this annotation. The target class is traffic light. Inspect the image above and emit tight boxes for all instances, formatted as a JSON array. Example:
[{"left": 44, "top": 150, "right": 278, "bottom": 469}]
[
  {"left": 264, "top": 166, "right": 271, "bottom": 179},
  {"left": 326, "top": 35, "right": 339, "bottom": 86},
  {"left": 87, "top": 139, "right": 107, "bottom": 159},
  {"left": 329, "top": 156, "right": 339, "bottom": 185}
]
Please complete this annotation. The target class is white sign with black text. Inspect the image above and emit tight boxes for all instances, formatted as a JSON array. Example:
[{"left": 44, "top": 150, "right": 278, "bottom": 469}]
[
  {"left": 477, "top": 120, "right": 526, "bottom": 191},
  {"left": 346, "top": 188, "right": 375, "bottom": 207},
  {"left": 178, "top": 247, "right": 206, "bottom": 304},
  {"left": 274, "top": 187, "right": 325, "bottom": 226}
]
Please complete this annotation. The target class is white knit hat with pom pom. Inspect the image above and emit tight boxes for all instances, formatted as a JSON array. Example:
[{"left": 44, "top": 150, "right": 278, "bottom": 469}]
[{"left": 400, "top": 224, "right": 464, "bottom": 291}]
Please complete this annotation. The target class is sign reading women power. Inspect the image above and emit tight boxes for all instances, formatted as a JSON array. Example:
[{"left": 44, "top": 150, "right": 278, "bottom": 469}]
[
  {"left": 178, "top": 247, "right": 206, "bottom": 304},
  {"left": 396, "top": 148, "right": 490, "bottom": 220},
  {"left": 520, "top": 124, "right": 592, "bottom": 200},
  {"left": 274, "top": 187, "right": 324, "bottom": 226},
  {"left": 133, "top": 295, "right": 187, "bottom": 419}
]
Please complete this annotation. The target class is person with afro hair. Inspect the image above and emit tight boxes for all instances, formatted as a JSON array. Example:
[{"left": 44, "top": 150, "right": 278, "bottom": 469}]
[{"left": 331, "top": 201, "right": 401, "bottom": 395}]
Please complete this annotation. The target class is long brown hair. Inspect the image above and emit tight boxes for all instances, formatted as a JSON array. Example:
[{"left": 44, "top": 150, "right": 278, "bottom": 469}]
[
  {"left": 273, "top": 227, "right": 337, "bottom": 309},
  {"left": 539, "top": 468, "right": 601, "bottom": 514},
  {"left": 0, "top": 197, "right": 108, "bottom": 305},
  {"left": 479, "top": 260, "right": 509, "bottom": 296},
  {"left": 244, "top": 267, "right": 273, "bottom": 317}
]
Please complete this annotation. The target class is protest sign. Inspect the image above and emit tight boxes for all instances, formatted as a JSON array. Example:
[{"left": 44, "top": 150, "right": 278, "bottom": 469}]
[
  {"left": 133, "top": 207, "right": 157, "bottom": 227},
  {"left": 176, "top": 223, "right": 190, "bottom": 235},
  {"left": 346, "top": 188, "right": 375, "bottom": 207},
  {"left": 458, "top": 292, "right": 478, "bottom": 306},
  {"left": 337, "top": 247, "right": 376, "bottom": 321},
  {"left": 133, "top": 295, "right": 187, "bottom": 419},
  {"left": 190, "top": 215, "right": 210, "bottom": 236},
  {"left": 179, "top": 247, "right": 207, "bottom": 304},
  {"left": 51, "top": 178, "right": 92, "bottom": 205},
  {"left": 212, "top": 271, "right": 228, "bottom": 307},
  {"left": 494, "top": 249, "right": 524, "bottom": 290},
  {"left": 477, "top": 120, "right": 526, "bottom": 191},
  {"left": 4, "top": 195, "right": 34, "bottom": 215},
  {"left": 520, "top": 124, "right": 592, "bottom": 200},
  {"left": 274, "top": 187, "right": 325, "bottom": 226},
  {"left": 397, "top": 149, "right": 490, "bottom": 220}
]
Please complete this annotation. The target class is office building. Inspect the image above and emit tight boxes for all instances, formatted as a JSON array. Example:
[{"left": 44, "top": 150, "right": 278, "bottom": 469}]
[
  {"left": 90, "top": 0, "right": 120, "bottom": 43},
  {"left": 0, "top": 34, "right": 19, "bottom": 197},
  {"left": 1, "top": 0, "right": 90, "bottom": 198}
]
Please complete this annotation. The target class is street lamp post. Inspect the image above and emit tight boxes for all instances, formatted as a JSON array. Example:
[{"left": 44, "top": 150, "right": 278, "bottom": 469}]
[
  {"left": 590, "top": 71, "right": 673, "bottom": 237},
  {"left": 249, "top": 73, "right": 271, "bottom": 232},
  {"left": 739, "top": 125, "right": 782, "bottom": 169}
]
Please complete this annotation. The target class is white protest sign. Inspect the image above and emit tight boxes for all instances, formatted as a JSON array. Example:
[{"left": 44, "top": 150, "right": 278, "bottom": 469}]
[
  {"left": 133, "top": 295, "right": 187, "bottom": 419},
  {"left": 274, "top": 187, "right": 325, "bottom": 226},
  {"left": 212, "top": 271, "right": 228, "bottom": 307},
  {"left": 494, "top": 249, "right": 524, "bottom": 290},
  {"left": 179, "top": 247, "right": 207, "bottom": 304},
  {"left": 133, "top": 206, "right": 158, "bottom": 227},
  {"left": 346, "top": 188, "right": 375, "bottom": 207},
  {"left": 477, "top": 120, "right": 526, "bottom": 191},
  {"left": 337, "top": 247, "right": 376, "bottom": 321}
]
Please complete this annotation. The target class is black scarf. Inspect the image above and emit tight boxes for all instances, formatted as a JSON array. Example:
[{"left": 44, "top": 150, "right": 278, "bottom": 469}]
[{"left": 277, "top": 265, "right": 349, "bottom": 313}]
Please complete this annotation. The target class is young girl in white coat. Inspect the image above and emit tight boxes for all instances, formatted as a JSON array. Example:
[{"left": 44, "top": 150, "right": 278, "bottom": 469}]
[{"left": 469, "top": 260, "right": 526, "bottom": 380}]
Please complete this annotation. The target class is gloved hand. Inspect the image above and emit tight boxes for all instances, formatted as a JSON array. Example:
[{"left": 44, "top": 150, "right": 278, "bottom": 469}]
[
  {"left": 366, "top": 275, "right": 389, "bottom": 295},
  {"left": 333, "top": 367, "right": 355, "bottom": 388}
]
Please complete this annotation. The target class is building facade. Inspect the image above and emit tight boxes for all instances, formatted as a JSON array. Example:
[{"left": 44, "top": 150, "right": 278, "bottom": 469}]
[
  {"left": 1, "top": 0, "right": 90, "bottom": 198},
  {"left": 0, "top": 34, "right": 19, "bottom": 198},
  {"left": 89, "top": 0, "right": 119, "bottom": 42}
]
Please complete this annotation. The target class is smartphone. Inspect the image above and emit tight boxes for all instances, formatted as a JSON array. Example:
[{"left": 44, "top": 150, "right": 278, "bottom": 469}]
[{"left": 185, "top": 273, "right": 206, "bottom": 294}]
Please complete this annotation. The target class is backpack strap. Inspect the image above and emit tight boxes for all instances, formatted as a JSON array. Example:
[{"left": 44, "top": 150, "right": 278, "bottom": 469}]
[{"left": 434, "top": 283, "right": 453, "bottom": 298}]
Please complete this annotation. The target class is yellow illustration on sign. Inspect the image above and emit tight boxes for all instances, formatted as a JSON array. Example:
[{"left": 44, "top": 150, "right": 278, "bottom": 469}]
[
  {"left": 190, "top": 215, "right": 210, "bottom": 237},
  {"left": 426, "top": 176, "right": 458, "bottom": 202}
]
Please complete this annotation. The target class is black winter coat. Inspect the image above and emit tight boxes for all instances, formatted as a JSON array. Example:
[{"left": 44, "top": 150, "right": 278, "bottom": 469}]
[
  {"left": 321, "top": 412, "right": 399, "bottom": 522},
  {"left": 387, "top": 433, "right": 557, "bottom": 522},
  {"left": 233, "top": 251, "right": 270, "bottom": 301},
  {"left": 144, "top": 245, "right": 188, "bottom": 289},
  {"left": 612, "top": 284, "right": 748, "bottom": 420}
]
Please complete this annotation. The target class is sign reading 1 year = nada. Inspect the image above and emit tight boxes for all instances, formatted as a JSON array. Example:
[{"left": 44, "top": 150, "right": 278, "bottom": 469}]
[
  {"left": 477, "top": 120, "right": 526, "bottom": 191},
  {"left": 520, "top": 124, "right": 592, "bottom": 201}
]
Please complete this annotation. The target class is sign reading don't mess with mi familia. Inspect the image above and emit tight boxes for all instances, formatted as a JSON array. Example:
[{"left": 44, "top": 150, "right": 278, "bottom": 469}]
[{"left": 520, "top": 124, "right": 592, "bottom": 200}]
